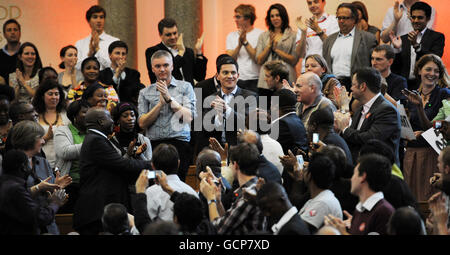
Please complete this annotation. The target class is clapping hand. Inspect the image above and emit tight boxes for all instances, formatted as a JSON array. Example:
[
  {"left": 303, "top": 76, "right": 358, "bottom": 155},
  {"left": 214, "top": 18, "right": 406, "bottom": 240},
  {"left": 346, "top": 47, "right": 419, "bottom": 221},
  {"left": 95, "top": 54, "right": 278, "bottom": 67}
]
[
  {"left": 176, "top": 33, "right": 186, "bottom": 56},
  {"left": 306, "top": 16, "right": 320, "bottom": 33},
  {"left": 333, "top": 86, "right": 351, "bottom": 113},
  {"left": 156, "top": 80, "right": 171, "bottom": 103},
  {"left": 295, "top": 16, "right": 308, "bottom": 32},
  {"left": 389, "top": 31, "right": 402, "bottom": 49},
  {"left": 209, "top": 137, "right": 228, "bottom": 161},
  {"left": 55, "top": 170, "right": 72, "bottom": 189},
  {"left": 195, "top": 33, "right": 205, "bottom": 55},
  {"left": 393, "top": 1, "right": 403, "bottom": 23}
]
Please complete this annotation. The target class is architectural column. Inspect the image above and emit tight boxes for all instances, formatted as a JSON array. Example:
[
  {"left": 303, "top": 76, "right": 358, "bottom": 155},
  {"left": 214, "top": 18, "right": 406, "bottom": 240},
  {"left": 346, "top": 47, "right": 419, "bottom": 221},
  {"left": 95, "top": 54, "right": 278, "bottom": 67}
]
[
  {"left": 98, "top": 0, "right": 137, "bottom": 69},
  {"left": 164, "top": 0, "right": 203, "bottom": 50}
]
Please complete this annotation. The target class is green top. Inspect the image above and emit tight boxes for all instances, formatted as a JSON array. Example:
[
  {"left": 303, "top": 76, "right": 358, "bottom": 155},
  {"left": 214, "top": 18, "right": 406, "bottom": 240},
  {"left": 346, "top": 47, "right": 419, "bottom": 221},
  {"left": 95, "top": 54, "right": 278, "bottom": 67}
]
[{"left": 68, "top": 124, "right": 85, "bottom": 183}]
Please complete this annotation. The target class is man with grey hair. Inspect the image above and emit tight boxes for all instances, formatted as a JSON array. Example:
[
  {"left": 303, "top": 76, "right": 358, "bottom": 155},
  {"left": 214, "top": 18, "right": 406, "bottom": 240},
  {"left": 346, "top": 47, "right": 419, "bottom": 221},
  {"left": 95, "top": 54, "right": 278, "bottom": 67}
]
[
  {"left": 138, "top": 49, "right": 196, "bottom": 181},
  {"left": 294, "top": 72, "right": 336, "bottom": 129}
]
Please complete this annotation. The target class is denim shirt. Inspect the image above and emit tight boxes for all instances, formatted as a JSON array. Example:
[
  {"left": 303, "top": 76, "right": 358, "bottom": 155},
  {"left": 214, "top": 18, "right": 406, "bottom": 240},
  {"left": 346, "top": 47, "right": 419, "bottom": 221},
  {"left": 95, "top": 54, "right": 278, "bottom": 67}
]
[{"left": 138, "top": 77, "right": 196, "bottom": 142}]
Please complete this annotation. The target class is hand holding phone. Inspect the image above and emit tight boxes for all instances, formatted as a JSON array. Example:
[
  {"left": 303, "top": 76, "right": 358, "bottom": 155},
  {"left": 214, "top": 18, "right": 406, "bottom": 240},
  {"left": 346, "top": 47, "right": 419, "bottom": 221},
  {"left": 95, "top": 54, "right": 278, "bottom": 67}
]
[{"left": 147, "top": 170, "right": 162, "bottom": 179}]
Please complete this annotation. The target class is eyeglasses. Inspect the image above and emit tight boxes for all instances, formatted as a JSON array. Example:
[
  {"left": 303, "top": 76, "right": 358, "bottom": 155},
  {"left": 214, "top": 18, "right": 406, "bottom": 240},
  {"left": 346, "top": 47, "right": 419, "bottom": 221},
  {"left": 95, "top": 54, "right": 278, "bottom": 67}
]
[{"left": 337, "top": 16, "right": 353, "bottom": 20}]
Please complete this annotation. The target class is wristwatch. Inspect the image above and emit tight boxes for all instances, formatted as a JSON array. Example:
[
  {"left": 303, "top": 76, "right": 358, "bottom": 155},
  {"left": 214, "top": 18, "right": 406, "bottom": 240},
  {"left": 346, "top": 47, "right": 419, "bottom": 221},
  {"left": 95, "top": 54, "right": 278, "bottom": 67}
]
[{"left": 208, "top": 199, "right": 217, "bottom": 205}]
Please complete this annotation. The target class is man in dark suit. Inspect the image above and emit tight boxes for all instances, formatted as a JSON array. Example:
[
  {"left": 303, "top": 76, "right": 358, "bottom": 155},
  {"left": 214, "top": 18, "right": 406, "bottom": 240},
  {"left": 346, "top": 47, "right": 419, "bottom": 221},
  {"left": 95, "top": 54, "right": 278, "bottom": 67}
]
[
  {"left": 145, "top": 18, "right": 208, "bottom": 86},
  {"left": 322, "top": 3, "right": 377, "bottom": 90},
  {"left": 390, "top": 1, "right": 445, "bottom": 91},
  {"left": 98, "top": 40, "right": 143, "bottom": 101},
  {"left": 334, "top": 67, "right": 401, "bottom": 167},
  {"left": 256, "top": 182, "right": 310, "bottom": 235},
  {"left": 270, "top": 89, "right": 308, "bottom": 155},
  {"left": 73, "top": 107, "right": 151, "bottom": 235},
  {"left": 200, "top": 56, "right": 257, "bottom": 148}
]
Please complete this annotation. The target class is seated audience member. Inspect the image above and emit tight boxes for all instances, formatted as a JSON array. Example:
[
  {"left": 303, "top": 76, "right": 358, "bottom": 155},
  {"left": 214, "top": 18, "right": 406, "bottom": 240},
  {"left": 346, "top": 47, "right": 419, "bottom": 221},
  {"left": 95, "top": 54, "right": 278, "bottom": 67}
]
[
  {"left": 303, "top": 54, "right": 342, "bottom": 106},
  {"left": 299, "top": 152, "right": 343, "bottom": 233},
  {"left": 143, "top": 220, "right": 181, "bottom": 235},
  {"left": 256, "top": 181, "right": 310, "bottom": 235},
  {"left": 101, "top": 203, "right": 132, "bottom": 235},
  {"left": 256, "top": 3, "right": 298, "bottom": 97},
  {"left": 226, "top": 4, "right": 263, "bottom": 94},
  {"left": 307, "top": 108, "right": 353, "bottom": 166},
  {"left": 99, "top": 40, "right": 143, "bottom": 101},
  {"left": 10, "top": 120, "right": 72, "bottom": 234},
  {"left": 352, "top": 1, "right": 381, "bottom": 43},
  {"left": 199, "top": 142, "right": 267, "bottom": 235},
  {"left": 387, "top": 206, "right": 426, "bottom": 235},
  {"left": 73, "top": 107, "right": 151, "bottom": 235},
  {"left": 54, "top": 100, "right": 89, "bottom": 213},
  {"left": 145, "top": 143, "right": 198, "bottom": 222},
  {"left": 67, "top": 57, "right": 119, "bottom": 111},
  {"left": 145, "top": 18, "right": 207, "bottom": 86},
  {"left": 9, "top": 42, "right": 42, "bottom": 103},
  {"left": 0, "top": 150, "right": 67, "bottom": 235},
  {"left": 262, "top": 60, "right": 290, "bottom": 94},
  {"left": 359, "top": 140, "right": 418, "bottom": 211},
  {"left": 294, "top": 72, "right": 336, "bottom": 130},
  {"left": 75, "top": 5, "right": 119, "bottom": 70},
  {"left": 173, "top": 192, "right": 216, "bottom": 235},
  {"left": 246, "top": 109, "right": 284, "bottom": 174},
  {"left": 334, "top": 67, "right": 401, "bottom": 167},
  {"left": 390, "top": 1, "right": 444, "bottom": 91},
  {"left": 270, "top": 89, "right": 307, "bottom": 155},
  {"left": 402, "top": 54, "right": 450, "bottom": 202},
  {"left": 32, "top": 79, "right": 69, "bottom": 169},
  {"left": 0, "top": 93, "right": 13, "bottom": 157},
  {"left": 325, "top": 153, "right": 395, "bottom": 235},
  {"left": 110, "top": 102, "right": 152, "bottom": 161},
  {"left": 0, "top": 19, "right": 21, "bottom": 85},
  {"left": 322, "top": 3, "right": 377, "bottom": 90},
  {"left": 58, "top": 45, "right": 84, "bottom": 94}
]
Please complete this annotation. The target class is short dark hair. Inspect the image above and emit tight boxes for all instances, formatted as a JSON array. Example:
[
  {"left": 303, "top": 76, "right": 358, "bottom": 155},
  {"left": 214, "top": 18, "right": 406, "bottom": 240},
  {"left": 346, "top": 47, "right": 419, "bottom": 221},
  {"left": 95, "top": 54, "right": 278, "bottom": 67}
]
[
  {"left": 387, "top": 207, "right": 425, "bottom": 235},
  {"left": 173, "top": 193, "right": 204, "bottom": 233},
  {"left": 359, "top": 139, "right": 395, "bottom": 165},
  {"left": 308, "top": 107, "right": 334, "bottom": 129},
  {"left": 265, "top": 4, "right": 290, "bottom": 32},
  {"left": 410, "top": 1, "right": 432, "bottom": 19},
  {"left": 320, "top": 145, "right": 348, "bottom": 180},
  {"left": 158, "top": 18, "right": 177, "bottom": 35},
  {"left": 17, "top": 42, "right": 42, "bottom": 78},
  {"left": 0, "top": 84, "right": 15, "bottom": 102},
  {"left": 354, "top": 67, "right": 382, "bottom": 94},
  {"left": 101, "top": 203, "right": 129, "bottom": 235},
  {"left": 81, "top": 56, "right": 100, "bottom": 71},
  {"left": 263, "top": 60, "right": 289, "bottom": 82},
  {"left": 38, "top": 66, "right": 58, "bottom": 83},
  {"left": 337, "top": 3, "right": 359, "bottom": 23},
  {"left": 9, "top": 102, "right": 32, "bottom": 123},
  {"left": 3, "top": 18, "right": 20, "bottom": 33},
  {"left": 229, "top": 142, "right": 259, "bottom": 176},
  {"left": 108, "top": 40, "right": 128, "bottom": 55},
  {"left": 357, "top": 153, "right": 392, "bottom": 192},
  {"left": 235, "top": 4, "right": 257, "bottom": 25},
  {"left": 86, "top": 5, "right": 106, "bottom": 22},
  {"left": 59, "top": 45, "right": 77, "bottom": 69},
  {"left": 307, "top": 152, "right": 335, "bottom": 189},
  {"left": 272, "top": 89, "right": 297, "bottom": 112},
  {"left": 373, "top": 44, "right": 395, "bottom": 60},
  {"left": 216, "top": 56, "right": 239, "bottom": 74},
  {"left": 66, "top": 100, "right": 90, "bottom": 124},
  {"left": 32, "top": 79, "right": 67, "bottom": 114},
  {"left": 196, "top": 148, "right": 222, "bottom": 179},
  {"left": 152, "top": 143, "right": 179, "bottom": 175}
]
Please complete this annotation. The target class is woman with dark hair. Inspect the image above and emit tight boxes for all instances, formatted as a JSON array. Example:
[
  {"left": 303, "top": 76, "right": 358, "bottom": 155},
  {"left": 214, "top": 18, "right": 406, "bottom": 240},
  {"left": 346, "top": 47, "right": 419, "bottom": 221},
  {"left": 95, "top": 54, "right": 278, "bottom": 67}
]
[
  {"left": 57, "top": 45, "right": 83, "bottom": 94},
  {"left": 352, "top": 1, "right": 380, "bottom": 43},
  {"left": 304, "top": 54, "right": 342, "bottom": 106},
  {"left": 256, "top": 3, "right": 298, "bottom": 97},
  {"left": 32, "top": 79, "right": 69, "bottom": 168},
  {"left": 402, "top": 54, "right": 450, "bottom": 202},
  {"left": 110, "top": 101, "right": 152, "bottom": 161},
  {"left": 67, "top": 56, "right": 118, "bottom": 112},
  {"left": 8, "top": 42, "right": 43, "bottom": 103},
  {"left": 54, "top": 100, "right": 89, "bottom": 213}
]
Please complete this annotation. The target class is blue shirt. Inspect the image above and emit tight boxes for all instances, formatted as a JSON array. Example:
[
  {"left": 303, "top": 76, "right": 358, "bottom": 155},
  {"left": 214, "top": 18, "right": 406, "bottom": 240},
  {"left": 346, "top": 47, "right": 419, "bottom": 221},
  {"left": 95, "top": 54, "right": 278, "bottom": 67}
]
[{"left": 138, "top": 77, "right": 196, "bottom": 142}]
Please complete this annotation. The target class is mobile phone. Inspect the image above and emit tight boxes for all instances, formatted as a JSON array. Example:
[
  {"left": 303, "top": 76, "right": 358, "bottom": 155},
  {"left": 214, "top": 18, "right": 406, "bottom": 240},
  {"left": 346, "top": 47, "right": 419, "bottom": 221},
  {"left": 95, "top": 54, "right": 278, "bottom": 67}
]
[
  {"left": 296, "top": 155, "right": 304, "bottom": 169},
  {"left": 434, "top": 121, "right": 442, "bottom": 129},
  {"left": 147, "top": 170, "right": 162, "bottom": 179},
  {"left": 312, "top": 133, "right": 319, "bottom": 144}
]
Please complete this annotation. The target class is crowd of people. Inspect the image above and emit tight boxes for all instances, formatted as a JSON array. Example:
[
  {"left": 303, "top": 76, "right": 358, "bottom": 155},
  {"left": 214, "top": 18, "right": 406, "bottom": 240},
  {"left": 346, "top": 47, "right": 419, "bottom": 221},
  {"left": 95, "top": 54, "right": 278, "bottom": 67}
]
[{"left": 0, "top": 0, "right": 449, "bottom": 236}]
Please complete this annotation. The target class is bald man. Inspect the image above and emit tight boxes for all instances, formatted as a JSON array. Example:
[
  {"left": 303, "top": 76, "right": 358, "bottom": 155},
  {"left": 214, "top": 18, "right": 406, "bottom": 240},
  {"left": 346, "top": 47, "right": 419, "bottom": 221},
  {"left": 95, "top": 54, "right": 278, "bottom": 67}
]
[{"left": 73, "top": 107, "right": 151, "bottom": 235}]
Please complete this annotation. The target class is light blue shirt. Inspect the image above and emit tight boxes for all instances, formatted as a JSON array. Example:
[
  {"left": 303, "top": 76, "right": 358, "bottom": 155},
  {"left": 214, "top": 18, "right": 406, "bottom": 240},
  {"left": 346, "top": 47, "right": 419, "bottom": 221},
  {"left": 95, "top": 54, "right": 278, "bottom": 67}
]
[{"left": 138, "top": 77, "right": 196, "bottom": 142}]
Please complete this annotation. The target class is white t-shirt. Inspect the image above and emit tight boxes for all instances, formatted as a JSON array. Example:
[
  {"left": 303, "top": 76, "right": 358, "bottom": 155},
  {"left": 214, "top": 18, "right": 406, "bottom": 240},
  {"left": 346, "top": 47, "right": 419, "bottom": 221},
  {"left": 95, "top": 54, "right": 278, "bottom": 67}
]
[
  {"left": 299, "top": 189, "right": 343, "bottom": 229},
  {"left": 296, "top": 13, "right": 339, "bottom": 72},
  {"left": 226, "top": 28, "right": 264, "bottom": 80}
]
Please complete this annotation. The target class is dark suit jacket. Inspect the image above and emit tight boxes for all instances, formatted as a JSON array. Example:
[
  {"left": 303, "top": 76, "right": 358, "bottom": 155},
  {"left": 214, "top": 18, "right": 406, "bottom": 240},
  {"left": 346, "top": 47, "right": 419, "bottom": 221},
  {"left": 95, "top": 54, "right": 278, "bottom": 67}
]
[
  {"left": 277, "top": 213, "right": 311, "bottom": 235},
  {"left": 342, "top": 95, "right": 401, "bottom": 166},
  {"left": 385, "top": 72, "right": 408, "bottom": 105},
  {"left": 98, "top": 67, "right": 143, "bottom": 101},
  {"left": 271, "top": 113, "right": 308, "bottom": 155},
  {"left": 73, "top": 131, "right": 151, "bottom": 231},
  {"left": 145, "top": 42, "right": 208, "bottom": 86},
  {"left": 257, "top": 155, "right": 282, "bottom": 184},
  {"left": 200, "top": 86, "right": 258, "bottom": 147},
  {"left": 392, "top": 29, "right": 445, "bottom": 85},
  {"left": 323, "top": 28, "right": 378, "bottom": 77}
]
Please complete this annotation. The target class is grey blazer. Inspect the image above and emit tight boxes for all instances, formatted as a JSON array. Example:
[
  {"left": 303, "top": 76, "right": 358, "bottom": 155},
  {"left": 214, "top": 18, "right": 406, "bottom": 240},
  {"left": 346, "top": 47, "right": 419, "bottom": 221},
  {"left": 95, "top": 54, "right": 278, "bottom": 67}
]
[
  {"left": 54, "top": 125, "right": 82, "bottom": 176},
  {"left": 322, "top": 28, "right": 377, "bottom": 77}
]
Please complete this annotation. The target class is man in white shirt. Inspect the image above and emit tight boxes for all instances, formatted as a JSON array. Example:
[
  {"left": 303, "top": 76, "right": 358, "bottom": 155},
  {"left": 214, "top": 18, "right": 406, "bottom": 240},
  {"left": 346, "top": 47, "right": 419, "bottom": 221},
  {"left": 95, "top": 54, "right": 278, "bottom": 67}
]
[
  {"left": 295, "top": 0, "right": 339, "bottom": 72},
  {"left": 145, "top": 143, "right": 198, "bottom": 222},
  {"left": 75, "top": 5, "right": 119, "bottom": 70},
  {"left": 380, "top": 0, "right": 436, "bottom": 44},
  {"left": 226, "top": 4, "right": 263, "bottom": 94}
]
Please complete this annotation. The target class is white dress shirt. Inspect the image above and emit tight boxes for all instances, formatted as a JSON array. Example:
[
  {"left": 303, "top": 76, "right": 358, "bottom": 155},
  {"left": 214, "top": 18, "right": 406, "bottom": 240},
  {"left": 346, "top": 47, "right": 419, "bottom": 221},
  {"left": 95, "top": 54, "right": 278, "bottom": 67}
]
[
  {"left": 355, "top": 191, "right": 384, "bottom": 213},
  {"left": 408, "top": 28, "right": 427, "bottom": 79},
  {"left": 330, "top": 26, "right": 356, "bottom": 78},
  {"left": 75, "top": 31, "right": 119, "bottom": 70}
]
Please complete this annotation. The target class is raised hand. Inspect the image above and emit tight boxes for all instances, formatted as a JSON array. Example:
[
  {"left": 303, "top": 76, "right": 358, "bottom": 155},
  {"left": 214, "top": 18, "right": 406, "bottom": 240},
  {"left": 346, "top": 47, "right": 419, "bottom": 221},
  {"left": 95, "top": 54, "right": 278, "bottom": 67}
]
[
  {"left": 389, "top": 31, "right": 402, "bottom": 49},
  {"left": 209, "top": 137, "right": 228, "bottom": 161},
  {"left": 393, "top": 1, "right": 404, "bottom": 23},
  {"left": 195, "top": 33, "right": 205, "bottom": 55},
  {"left": 407, "top": 30, "right": 420, "bottom": 46},
  {"left": 135, "top": 170, "right": 149, "bottom": 193},
  {"left": 295, "top": 16, "right": 308, "bottom": 32},
  {"left": 176, "top": 33, "right": 185, "bottom": 56},
  {"left": 156, "top": 80, "right": 171, "bottom": 102},
  {"left": 54, "top": 171, "right": 72, "bottom": 189},
  {"left": 402, "top": 89, "right": 422, "bottom": 106},
  {"left": 127, "top": 138, "right": 137, "bottom": 156},
  {"left": 306, "top": 16, "right": 321, "bottom": 33}
]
